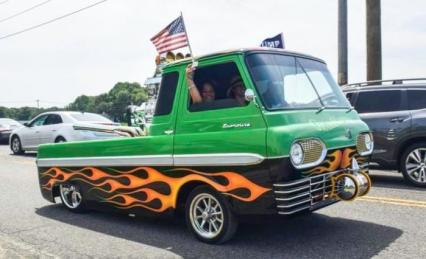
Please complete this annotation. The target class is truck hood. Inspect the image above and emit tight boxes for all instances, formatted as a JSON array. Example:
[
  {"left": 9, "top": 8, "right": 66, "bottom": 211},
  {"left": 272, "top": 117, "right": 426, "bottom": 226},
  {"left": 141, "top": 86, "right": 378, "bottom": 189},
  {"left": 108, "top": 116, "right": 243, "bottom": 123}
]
[{"left": 264, "top": 109, "right": 370, "bottom": 156}]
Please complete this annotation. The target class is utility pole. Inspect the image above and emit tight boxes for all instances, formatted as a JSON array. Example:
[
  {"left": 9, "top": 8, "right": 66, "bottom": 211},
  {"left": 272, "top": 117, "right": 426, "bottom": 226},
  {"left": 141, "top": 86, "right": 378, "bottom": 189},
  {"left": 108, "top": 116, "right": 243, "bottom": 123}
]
[
  {"left": 338, "top": 0, "right": 348, "bottom": 86},
  {"left": 36, "top": 99, "right": 40, "bottom": 109},
  {"left": 366, "top": 0, "right": 382, "bottom": 81}
]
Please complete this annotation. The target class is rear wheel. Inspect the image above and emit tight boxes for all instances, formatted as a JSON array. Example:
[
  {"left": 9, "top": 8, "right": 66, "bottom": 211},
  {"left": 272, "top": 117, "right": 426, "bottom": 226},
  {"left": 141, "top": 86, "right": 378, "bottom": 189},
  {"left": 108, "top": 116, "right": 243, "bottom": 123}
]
[
  {"left": 401, "top": 142, "right": 426, "bottom": 187},
  {"left": 55, "top": 136, "right": 66, "bottom": 143},
  {"left": 185, "top": 186, "right": 238, "bottom": 244},
  {"left": 10, "top": 136, "right": 24, "bottom": 155},
  {"left": 59, "top": 182, "right": 86, "bottom": 212}
]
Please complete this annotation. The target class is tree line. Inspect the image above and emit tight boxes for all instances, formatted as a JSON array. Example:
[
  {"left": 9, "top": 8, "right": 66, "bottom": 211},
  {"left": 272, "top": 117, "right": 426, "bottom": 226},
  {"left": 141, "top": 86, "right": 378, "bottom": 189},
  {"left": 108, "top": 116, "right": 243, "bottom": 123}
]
[{"left": 0, "top": 82, "right": 148, "bottom": 123}]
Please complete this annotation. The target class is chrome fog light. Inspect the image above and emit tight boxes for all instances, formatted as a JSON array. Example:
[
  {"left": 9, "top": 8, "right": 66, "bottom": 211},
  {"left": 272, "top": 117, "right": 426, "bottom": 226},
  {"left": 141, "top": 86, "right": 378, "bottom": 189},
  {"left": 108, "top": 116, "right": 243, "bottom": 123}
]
[
  {"left": 334, "top": 174, "right": 359, "bottom": 201},
  {"left": 354, "top": 171, "right": 371, "bottom": 197}
]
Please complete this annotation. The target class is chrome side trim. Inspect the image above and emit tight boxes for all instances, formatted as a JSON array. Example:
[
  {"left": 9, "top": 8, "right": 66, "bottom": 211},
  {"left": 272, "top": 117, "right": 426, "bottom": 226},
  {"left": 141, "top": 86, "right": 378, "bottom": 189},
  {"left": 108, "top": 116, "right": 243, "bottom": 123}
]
[
  {"left": 37, "top": 153, "right": 265, "bottom": 167},
  {"left": 36, "top": 155, "right": 174, "bottom": 167},
  {"left": 173, "top": 153, "right": 264, "bottom": 166}
]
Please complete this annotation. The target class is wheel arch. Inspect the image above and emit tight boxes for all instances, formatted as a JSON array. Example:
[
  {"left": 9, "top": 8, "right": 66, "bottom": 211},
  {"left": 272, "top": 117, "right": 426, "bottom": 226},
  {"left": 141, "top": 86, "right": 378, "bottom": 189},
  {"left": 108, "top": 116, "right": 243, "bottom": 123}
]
[
  {"left": 175, "top": 181, "right": 210, "bottom": 213},
  {"left": 54, "top": 135, "right": 66, "bottom": 143}
]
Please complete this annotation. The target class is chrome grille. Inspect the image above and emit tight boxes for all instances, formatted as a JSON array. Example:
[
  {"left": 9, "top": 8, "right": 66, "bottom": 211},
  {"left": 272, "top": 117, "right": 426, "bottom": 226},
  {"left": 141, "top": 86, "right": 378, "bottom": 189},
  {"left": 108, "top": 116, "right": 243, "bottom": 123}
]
[
  {"left": 300, "top": 139, "right": 324, "bottom": 164},
  {"left": 273, "top": 171, "right": 340, "bottom": 215}
]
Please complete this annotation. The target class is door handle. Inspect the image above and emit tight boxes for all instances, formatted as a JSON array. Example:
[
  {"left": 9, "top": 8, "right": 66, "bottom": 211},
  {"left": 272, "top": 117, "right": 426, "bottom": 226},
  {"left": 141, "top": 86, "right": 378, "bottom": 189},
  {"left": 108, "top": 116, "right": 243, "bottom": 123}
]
[
  {"left": 390, "top": 117, "right": 405, "bottom": 123},
  {"left": 164, "top": 130, "right": 174, "bottom": 135}
]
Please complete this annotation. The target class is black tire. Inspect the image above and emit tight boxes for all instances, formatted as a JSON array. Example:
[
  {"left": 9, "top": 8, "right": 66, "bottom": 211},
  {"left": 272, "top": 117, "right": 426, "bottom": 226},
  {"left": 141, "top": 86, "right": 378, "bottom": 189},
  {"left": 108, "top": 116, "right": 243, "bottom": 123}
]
[
  {"left": 58, "top": 182, "right": 86, "bottom": 212},
  {"left": 401, "top": 142, "right": 426, "bottom": 187},
  {"left": 185, "top": 185, "right": 238, "bottom": 244},
  {"left": 55, "top": 136, "right": 66, "bottom": 143},
  {"left": 10, "top": 136, "right": 24, "bottom": 155}
]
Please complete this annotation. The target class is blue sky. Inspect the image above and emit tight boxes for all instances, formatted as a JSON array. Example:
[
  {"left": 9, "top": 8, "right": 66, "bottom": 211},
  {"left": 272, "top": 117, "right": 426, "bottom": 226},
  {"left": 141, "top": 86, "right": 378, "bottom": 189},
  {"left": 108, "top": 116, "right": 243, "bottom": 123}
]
[{"left": 0, "top": 0, "right": 425, "bottom": 108}]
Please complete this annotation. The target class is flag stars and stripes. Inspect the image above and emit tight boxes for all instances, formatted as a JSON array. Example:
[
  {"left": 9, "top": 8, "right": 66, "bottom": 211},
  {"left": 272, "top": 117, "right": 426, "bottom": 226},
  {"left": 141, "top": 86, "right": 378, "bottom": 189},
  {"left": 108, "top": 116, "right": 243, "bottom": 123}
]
[{"left": 151, "top": 16, "right": 189, "bottom": 54}]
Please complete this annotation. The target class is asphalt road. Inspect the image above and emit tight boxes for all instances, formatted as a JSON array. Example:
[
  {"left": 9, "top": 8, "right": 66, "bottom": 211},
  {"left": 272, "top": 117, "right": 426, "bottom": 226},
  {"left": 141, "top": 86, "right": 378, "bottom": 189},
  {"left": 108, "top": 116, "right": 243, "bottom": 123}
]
[{"left": 0, "top": 144, "right": 425, "bottom": 259}]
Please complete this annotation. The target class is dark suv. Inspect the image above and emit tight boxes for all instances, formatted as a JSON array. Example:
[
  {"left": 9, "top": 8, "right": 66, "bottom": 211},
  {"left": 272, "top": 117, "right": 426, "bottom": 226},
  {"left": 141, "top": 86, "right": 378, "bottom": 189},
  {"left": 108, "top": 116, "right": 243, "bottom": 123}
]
[{"left": 343, "top": 79, "right": 426, "bottom": 187}]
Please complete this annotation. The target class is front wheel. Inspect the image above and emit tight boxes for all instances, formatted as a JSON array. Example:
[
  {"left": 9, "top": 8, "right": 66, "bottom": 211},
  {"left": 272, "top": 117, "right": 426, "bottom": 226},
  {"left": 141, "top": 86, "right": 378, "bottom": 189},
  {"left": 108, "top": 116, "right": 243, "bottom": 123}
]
[
  {"left": 185, "top": 186, "right": 238, "bottom": 244},
  {"left": 401, "top": 142, "right": 426, "bottom": 187},
  {"left": 10, "top": 136, "right": 24, "bottom": 155},
  {"left": 59, "top": 182, "right": 86, "bottom": 212}
]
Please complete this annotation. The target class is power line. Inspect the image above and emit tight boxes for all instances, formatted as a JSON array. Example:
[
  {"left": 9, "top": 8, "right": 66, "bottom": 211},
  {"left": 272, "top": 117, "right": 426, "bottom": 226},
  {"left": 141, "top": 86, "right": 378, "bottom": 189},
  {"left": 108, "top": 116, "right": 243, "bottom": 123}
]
[
  {"left": 0, "top": 0, "right": 109, "bottom": 41},
  {"left": 0, "top": 0, "right": 53, "bottom": 24}
]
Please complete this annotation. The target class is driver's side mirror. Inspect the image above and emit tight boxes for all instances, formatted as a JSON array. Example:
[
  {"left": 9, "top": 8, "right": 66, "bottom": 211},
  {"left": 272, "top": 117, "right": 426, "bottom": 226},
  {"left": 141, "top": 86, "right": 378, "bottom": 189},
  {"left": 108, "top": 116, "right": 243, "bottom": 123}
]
[
  {"left": 23, "top": 122, "right": 30, "bottom": 127},
  {"left": 244, "top": 89, "right": 255, "bottom": 102}
]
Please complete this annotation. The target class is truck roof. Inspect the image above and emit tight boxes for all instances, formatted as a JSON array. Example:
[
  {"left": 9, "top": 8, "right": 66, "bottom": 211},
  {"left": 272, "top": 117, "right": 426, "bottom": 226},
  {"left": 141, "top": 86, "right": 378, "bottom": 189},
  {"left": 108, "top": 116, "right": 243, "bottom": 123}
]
[{"left": 163, "top": 47, "right": 325, "bottom": 69}]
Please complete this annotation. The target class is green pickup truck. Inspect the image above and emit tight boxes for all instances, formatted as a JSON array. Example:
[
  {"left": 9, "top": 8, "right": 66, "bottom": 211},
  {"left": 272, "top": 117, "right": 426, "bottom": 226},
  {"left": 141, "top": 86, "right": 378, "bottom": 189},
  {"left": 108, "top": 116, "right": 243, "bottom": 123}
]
[{"left": 37, "top": 48, "right": 373, "bottom": 244}]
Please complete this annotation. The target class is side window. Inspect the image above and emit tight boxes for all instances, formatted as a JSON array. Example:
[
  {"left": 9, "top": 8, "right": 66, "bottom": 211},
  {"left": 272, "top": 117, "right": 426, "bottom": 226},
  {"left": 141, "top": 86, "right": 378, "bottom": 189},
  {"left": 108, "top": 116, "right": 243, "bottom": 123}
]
[
  {"left": 355, "top": 90, "right": 402, "bottom": 113},
  {"left": 154, "top": 72, "right": 179, "bottom": 116},
  {"left": 407, "top": 90, "right": 426, "bottom": 110},
  {"left": 30, "top": 115, "right": 48, "bottom": 127},
  {"left": 189, "top": 62, "right": 248, "bottom": 112},
  {"left": 44, "top": 114, "right": 63, "bottom": 125},
  {"left": 345, "top": 92, "right": 356, "bottom": 106}
]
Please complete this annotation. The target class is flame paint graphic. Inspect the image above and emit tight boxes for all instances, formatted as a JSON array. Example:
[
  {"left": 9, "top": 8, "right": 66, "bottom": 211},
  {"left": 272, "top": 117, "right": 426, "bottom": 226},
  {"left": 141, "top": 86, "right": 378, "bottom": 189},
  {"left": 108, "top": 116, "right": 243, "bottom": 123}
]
[
  {"left": 40, "top": 167, "right": 270, "bottom": 213},
  {"left": 305, "top": 147, "right": 365, "bottom": 175}
]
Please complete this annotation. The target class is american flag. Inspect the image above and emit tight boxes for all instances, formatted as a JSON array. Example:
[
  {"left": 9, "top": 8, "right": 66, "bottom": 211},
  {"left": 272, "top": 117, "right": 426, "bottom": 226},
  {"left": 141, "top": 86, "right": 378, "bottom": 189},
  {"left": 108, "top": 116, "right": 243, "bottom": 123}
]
[{"left": 150, "top": 16, "right": 188, "bottom": 54}]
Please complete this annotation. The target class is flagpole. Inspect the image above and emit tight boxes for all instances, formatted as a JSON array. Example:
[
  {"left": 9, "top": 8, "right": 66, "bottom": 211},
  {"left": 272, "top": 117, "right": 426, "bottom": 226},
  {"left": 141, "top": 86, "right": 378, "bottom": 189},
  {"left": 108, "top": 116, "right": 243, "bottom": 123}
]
[{"left": 180, "top": 11, "right": 195, "bottom": 62}]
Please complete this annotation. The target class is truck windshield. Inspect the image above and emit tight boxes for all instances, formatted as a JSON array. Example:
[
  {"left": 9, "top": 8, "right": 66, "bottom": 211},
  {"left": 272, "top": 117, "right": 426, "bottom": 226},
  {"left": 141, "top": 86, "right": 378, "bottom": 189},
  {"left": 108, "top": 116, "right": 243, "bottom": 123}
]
[{"left": 246, "top": 53, "right": 350, "bottom": 110}]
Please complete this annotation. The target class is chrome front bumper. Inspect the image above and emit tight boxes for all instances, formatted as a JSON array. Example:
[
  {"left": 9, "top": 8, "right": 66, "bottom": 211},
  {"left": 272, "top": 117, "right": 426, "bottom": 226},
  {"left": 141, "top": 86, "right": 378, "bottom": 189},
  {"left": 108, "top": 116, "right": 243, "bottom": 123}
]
[
  {"left": 273, "top": 171, "right": 340, "bottom": 215},
  {"left": 273, "top": 161, "right": 370, "bottom": 215}
]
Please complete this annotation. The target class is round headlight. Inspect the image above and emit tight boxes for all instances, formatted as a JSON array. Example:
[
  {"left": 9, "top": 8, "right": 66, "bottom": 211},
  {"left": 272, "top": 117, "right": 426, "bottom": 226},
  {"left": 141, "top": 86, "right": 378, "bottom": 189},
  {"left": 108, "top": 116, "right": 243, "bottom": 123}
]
[
  {"left": 290, "top": 143, "right": 304, "bottom": 166},
  {"left": 364, "top": 133, "right": 373, "bottom": 152}
]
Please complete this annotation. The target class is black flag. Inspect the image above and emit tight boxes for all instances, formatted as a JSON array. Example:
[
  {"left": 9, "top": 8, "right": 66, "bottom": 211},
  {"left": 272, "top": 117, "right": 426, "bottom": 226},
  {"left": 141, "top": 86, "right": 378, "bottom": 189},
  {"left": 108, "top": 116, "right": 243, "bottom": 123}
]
[{"left": 260, "top": 33, "right": 285, "bottom": 49}]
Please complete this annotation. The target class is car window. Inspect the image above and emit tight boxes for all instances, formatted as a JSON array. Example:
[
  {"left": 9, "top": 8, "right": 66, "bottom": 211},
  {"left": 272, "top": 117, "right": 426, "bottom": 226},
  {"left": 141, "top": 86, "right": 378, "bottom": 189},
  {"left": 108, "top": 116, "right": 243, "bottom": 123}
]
[
  {"left": 30, "top": 115, "right": 48, "bottom": 127},
  {"left": 355, "top": 90, "right": 402, "bottom": 113},
  {"left": 154, "top": 72, "right": 179, "bottom": 116},
  {"left": 345, "top": 92, "right": 356, "bottom": 106},
  {"left": 70, "top": 113, "right": 111, "bottom": 122},
  {"left": 44, "top": 114, "right": 63, "bottom": 125},
  {"left": 407, "top": 90, "right": 426, "bottom": 110},
  {"left": 188, "top": 62, "right": 248, "bottom": 112}
]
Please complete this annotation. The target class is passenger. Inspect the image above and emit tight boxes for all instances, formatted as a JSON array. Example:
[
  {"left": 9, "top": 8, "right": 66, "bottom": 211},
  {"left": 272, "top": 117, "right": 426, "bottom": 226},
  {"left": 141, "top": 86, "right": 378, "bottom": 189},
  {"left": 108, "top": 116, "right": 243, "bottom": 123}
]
[
  {"left": 227, "top": 76, "right": 247, "bottom": 106},
  {"left": 186, "top": 65, "right": 216, "bottom": 104}
]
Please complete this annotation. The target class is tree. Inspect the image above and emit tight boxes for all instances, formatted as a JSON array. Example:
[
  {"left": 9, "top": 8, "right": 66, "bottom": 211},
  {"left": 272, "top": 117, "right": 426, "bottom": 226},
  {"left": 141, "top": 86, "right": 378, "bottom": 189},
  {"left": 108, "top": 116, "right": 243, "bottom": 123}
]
[{"left": 66, "top": 82, "right": 149, "bottom": 122}]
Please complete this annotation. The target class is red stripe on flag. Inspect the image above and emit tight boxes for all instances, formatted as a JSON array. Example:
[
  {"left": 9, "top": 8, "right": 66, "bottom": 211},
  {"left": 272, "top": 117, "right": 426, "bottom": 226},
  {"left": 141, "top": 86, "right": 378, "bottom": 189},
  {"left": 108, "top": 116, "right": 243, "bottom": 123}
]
[
  {"left": 156, "top": 41, "right": 188, "bottom": 53},
  {"left": 157, "top": 41, "right": 188, "bottom": 54},
  {"left": 151, "top": 32, "right": 170, "bottom": 44},
  {"left": 152, "top": 32, "right": 186, "bottom": 46},
  {"left": 154, "top": 34, "right": 187, "bottom": 49}
]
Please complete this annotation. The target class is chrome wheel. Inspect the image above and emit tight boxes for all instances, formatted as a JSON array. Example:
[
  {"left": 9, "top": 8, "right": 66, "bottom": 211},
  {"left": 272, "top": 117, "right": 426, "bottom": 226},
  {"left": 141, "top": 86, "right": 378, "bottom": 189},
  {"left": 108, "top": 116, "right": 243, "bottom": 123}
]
[
  {"left": 189, "top": 193, "right": 224, "bottom": 239},
  {"left": 60, "top": 183, "right": 82, "bottom": 209},
  {"left": 405, "top": 148, "right": 426, "bottom": 184}
]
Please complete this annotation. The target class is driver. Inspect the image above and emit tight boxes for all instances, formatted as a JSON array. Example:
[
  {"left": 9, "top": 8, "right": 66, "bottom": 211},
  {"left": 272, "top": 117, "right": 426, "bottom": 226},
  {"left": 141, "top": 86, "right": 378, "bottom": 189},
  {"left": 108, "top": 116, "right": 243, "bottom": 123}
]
[{"left": 227, "top": 76, "right": 246, "bottom": 106}]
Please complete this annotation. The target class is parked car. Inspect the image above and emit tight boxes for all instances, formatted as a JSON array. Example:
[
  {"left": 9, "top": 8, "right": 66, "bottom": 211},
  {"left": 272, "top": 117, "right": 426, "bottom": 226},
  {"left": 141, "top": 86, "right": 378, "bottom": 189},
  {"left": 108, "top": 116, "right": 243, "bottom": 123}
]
[
  {"left": 37, "top": 48, "right": 373, "bottom": 244},
  {"left": 10, "top": 111, "right": 142, "bottom": 154},
  {"left": 0, "top": 118, "right": 22, "bottom": 143},
  {"left": 343, "top": 78, "right": 426, "bottom": 187}
]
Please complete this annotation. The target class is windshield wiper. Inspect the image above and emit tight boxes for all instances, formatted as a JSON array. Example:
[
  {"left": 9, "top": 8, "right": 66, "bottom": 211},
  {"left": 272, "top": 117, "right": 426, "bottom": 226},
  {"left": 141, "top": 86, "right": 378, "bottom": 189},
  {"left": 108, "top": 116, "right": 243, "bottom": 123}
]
[{"left": 296, "top": 59, "right": 326, "bottom": 108}]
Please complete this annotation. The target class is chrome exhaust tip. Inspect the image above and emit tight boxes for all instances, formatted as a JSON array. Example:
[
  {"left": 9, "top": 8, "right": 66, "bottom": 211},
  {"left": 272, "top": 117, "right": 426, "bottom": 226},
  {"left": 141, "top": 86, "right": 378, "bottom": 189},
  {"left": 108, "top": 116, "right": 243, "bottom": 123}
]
[{"left": 334, "top": 159, "right": 371, "bottom": 201}]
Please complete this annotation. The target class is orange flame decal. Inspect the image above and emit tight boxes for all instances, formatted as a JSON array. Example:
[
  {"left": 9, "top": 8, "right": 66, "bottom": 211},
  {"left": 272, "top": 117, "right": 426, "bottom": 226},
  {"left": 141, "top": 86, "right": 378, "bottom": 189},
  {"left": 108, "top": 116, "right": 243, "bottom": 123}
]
[
  {"left": 41, "top": 166, "right": 270, "bottom": 213},
  {"left": 304, "top": 147, "right": 362, "bottom": 176}
]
